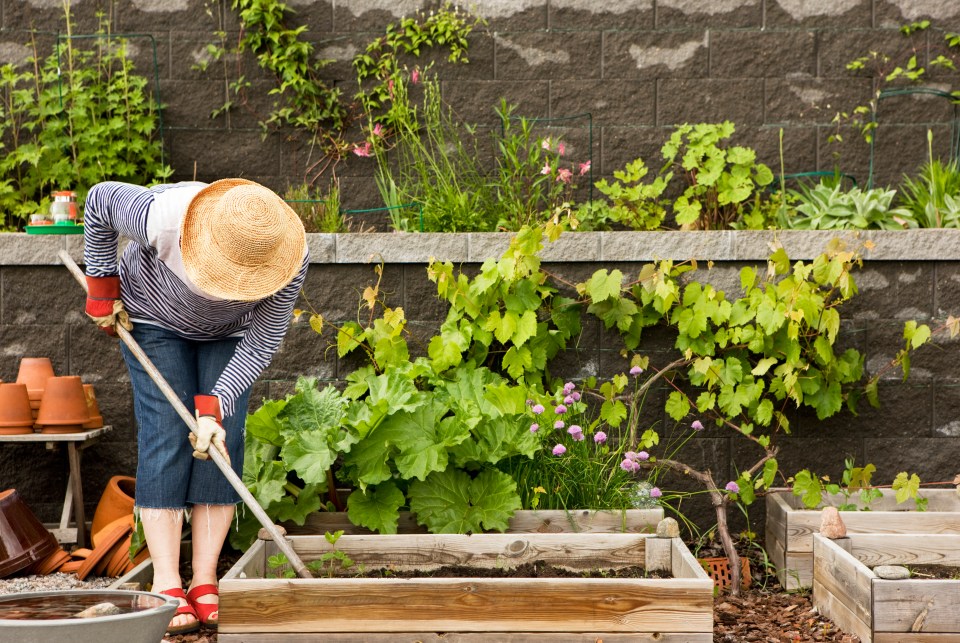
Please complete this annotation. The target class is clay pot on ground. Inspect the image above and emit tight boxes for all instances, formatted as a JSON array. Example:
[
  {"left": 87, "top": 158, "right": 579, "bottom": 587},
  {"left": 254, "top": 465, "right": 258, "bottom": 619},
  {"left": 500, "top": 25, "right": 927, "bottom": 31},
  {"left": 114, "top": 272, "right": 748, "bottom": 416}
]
[
  {"left": 0, "top": 383, "right": 36, "bottom": 435},
  {"left": 35, "top": 376, "right": 89, "bottom": 434},
  {"left": 91, "top": 476, "right": 136, "bottom": 547},
  {"left": 82, "top": 384, "right": 104, "bottom": 429},
  {"left": 16, "top": 357, "right": 55, "bottom": 401},
  {"left": 0, "top": 489, "right": 58, "bottom": 578}
]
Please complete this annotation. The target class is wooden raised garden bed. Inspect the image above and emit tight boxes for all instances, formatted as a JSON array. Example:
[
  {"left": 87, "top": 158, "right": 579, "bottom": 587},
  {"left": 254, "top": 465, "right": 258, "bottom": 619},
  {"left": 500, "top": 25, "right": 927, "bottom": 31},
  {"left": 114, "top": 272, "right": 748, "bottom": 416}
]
[
  {"left": 813, "top": 533, "right": 960, "bottom": 642},
  {"left": 219, "top": 532, "right": 714, "bottom": 641},
  {"left": 765, "top": 489, "right": 960, "bottom": 590},
  {"left": 284, "top": 507, "right": 664, "bottom": 536}
]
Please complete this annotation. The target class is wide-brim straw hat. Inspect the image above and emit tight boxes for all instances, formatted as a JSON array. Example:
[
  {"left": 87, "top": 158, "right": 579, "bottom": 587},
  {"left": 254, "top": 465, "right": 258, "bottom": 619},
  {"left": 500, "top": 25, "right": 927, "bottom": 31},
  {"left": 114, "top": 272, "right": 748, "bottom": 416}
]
[{"left": 181, "top": 178, "right": 306, "bottom": 301}]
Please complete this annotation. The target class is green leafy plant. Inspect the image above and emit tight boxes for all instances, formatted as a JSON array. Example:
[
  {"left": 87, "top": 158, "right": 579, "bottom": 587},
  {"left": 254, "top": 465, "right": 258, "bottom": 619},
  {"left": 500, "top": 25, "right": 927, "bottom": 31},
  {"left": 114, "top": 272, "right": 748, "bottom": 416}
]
[
  {"left": 267, "top": 530, "right": 354, "bottom": 578},
  {"left": 832, "top": 21, "right": 960, "bottom": 144},
  {"left": 353, "top": 3, "right": 483, "bottom": 127},
  {"left": 592, "top": 122, "right": 775, "bottom": 231},
  {"left": 784, "top": 182, "right": 911, "bottom": 230},
  {"left": 892, "top": 131, "right": 960, "bottom": 228},
  {"left": 576, "top": 239, "right": 932, "bottom": 594},
  {"left": 283, "top": 181, "right": 345, "bottom": 233},
  {"left": 0, "top": 8, "right": 170, "bottom": 228},
  {"left": 791, "top": 460, "right": 927, "bottom": 511}
]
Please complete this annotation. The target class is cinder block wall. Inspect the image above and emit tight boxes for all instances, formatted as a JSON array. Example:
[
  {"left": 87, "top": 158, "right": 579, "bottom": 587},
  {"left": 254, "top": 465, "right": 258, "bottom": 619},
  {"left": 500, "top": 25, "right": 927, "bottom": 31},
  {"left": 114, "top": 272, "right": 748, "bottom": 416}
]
[
  {"left": 0, "top": 232, "right": 957, "bottom": 524},
  {"left": 2, "top": 0, "right": 959, "bottom": 210}
]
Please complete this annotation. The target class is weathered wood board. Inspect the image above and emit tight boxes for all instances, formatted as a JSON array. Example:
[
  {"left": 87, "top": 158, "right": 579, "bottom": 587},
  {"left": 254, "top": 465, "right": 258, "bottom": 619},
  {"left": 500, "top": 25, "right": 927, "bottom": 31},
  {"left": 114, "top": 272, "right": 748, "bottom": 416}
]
[
  {"left": 220, "top": 532, "right": 713, "bottom": 641},
  {"left": 766, "top": 489, "right": 960, "bottom": 590},
  {"left": 285, "top": 507, "right": 664, "bottom": 536},
  {"left": 812, "top": 533, "right": 960, "bottom": 643}
]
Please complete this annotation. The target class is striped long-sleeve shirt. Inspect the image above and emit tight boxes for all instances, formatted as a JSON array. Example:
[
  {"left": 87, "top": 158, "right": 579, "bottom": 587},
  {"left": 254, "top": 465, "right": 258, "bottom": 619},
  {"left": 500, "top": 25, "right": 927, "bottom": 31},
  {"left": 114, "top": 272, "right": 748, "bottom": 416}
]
[{"left": 83, "top": 181, "right": 309, "bottom": 418}]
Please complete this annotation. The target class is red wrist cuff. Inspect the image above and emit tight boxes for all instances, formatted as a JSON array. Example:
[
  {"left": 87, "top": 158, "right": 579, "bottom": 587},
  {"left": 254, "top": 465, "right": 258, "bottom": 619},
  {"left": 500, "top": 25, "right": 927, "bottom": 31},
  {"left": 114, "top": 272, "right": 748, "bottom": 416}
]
[
  {"left": 86, "top": 275, "right": 121, "bottom": 299},
  {"left": 194, "top": 395, "right": 222, "bottom": 421}
]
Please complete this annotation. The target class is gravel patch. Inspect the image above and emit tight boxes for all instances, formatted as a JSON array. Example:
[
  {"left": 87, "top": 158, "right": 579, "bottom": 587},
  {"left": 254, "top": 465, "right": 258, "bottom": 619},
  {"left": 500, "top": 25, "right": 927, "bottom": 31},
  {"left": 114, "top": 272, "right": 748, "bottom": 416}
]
[{"left": 0, "top": 572, "right": 116, "bottom": 595}]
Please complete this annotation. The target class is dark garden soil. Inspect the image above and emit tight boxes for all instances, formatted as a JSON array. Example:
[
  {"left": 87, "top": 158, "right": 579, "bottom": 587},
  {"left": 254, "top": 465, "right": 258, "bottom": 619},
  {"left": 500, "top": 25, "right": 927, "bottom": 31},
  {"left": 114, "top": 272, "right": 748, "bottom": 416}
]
[
  {"left": 338, "top": 561, "right": 669, "bottom": 579},
  {"left": 902, "top": 564, "right": 960, "bottom": 580},
  {"left": 162, "top": 544, "right": 863, "bottom": 643}
]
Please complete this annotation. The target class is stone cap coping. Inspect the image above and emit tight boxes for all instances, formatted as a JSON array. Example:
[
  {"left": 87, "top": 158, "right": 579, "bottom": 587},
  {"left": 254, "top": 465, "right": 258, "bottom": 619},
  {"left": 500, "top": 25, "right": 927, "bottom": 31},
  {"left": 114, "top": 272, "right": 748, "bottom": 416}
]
[{"left": 1, "top": 230, "right": 958, "bottom": 266}]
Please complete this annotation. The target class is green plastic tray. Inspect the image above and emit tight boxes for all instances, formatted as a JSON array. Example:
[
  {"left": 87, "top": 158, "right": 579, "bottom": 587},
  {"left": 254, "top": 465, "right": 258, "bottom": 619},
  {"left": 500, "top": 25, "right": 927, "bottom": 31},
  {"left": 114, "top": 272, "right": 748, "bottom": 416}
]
[{"left": 25, "top": 224, "right": 84, "bottom": 235}]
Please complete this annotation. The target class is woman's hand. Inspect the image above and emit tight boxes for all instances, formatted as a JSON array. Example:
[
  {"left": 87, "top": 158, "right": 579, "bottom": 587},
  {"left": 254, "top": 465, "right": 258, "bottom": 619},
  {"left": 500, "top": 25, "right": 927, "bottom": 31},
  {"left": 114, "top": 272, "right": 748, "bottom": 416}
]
[{"left": 191, "top": 395, "right": 230, "bottom": 465}]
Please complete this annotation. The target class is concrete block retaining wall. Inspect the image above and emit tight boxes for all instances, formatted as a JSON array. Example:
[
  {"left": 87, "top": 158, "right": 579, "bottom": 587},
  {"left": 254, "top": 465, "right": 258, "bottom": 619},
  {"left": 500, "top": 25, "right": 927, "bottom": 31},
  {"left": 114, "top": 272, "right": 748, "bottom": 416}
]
[
  {"left": 3, "top": 0, "right": 960, "bottom": 210},
  {"left": 0, "top": 231, "right": 957, "bottom": 524}
]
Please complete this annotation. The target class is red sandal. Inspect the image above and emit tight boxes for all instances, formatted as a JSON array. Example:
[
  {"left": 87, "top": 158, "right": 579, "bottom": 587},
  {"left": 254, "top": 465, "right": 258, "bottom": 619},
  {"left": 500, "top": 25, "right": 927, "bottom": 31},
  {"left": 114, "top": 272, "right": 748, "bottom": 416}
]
[
  {"left": 159, "top": 588, "right": 200, "bottom": 636},
  {"left": 186, "top": 583, "right": 220, "bottom": 628}
]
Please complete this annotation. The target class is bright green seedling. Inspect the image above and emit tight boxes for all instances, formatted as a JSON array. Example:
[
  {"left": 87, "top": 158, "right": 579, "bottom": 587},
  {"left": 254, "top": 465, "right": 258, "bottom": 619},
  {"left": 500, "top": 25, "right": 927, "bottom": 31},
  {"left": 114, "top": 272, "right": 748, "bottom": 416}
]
[{"left": 267, "top": 531, "right": 355, "bottom": 579}]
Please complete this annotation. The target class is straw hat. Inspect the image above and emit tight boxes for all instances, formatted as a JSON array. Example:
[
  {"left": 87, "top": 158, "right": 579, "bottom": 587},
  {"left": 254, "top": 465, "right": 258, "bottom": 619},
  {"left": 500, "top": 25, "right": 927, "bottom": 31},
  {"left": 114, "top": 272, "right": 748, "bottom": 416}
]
[{"left": 180, "top": 179, "right": 306, "bottom": 301}]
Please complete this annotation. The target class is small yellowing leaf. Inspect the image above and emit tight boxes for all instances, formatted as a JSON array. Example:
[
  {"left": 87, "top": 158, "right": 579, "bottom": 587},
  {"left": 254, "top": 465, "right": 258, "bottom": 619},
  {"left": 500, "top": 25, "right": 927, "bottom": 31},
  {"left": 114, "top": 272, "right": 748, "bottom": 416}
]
[
  {"left": 309, "top": 314, "right": 324, "bottom": 335},
  {"left": 362, "top": 285, "right": 378, "bottom": 310},
  {"left": 292, "top": 308, "right": 304, "bottom": 322}
]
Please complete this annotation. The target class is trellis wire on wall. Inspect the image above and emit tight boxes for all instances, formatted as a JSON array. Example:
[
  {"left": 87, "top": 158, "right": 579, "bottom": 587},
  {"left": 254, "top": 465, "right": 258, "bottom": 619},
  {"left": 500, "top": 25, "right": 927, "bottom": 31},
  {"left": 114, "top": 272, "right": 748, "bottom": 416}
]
[
  {"left": 55, "top": 32, "right": 166, "bottom": 166},
  {"left": 336, "top": 202, "right": 425, "bottom": 232},
  {"left": 500, "top": 112, "right": 594, "bottom": 204},
  {"left": 867, "top": 87, "right": 960, "bottom": 189}
]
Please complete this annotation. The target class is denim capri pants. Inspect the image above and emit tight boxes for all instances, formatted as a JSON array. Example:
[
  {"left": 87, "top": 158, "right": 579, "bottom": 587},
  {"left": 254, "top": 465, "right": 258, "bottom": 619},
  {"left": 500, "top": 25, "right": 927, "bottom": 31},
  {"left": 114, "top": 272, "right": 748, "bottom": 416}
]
[{"left": 120, "top": 323, "right": 251, "bottom": 509}]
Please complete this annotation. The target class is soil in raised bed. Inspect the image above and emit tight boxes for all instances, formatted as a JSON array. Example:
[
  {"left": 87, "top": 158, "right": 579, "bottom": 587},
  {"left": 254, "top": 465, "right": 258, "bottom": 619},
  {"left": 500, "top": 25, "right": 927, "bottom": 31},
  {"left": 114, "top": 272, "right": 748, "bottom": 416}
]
[
  {"left": 332, "top": 561, "right": 669, "bottom": 579},
  {"left": 902, "top": 564, "right": 960, "bottom": 580}
]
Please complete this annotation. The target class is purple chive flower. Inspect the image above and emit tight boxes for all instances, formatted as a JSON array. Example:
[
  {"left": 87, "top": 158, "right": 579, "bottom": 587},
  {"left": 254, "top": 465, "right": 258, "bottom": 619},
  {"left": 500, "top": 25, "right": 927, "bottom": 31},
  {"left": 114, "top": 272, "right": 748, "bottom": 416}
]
[
  {"left": 568, "top": 425, "right": 584, "bottom": 441},
  {"left": 594, "top": 431, "right": 607, "bottom": 444},
  {"left": 564, "top": 395, "right": 575, "bottom": 405},
  {"left": 563, "top": 382, "right": 576, "bottom": 394},
  {"left": 552, "top": 444, "right": 567, "bottom": 456},
  {"left": 637, "top": 451, "right": 650, "bottom": 461},
  {"left": 625, "top": 451, "right": 639, "bottom": 461},
  {"left": 725, "top": 481, "right": 740, "bottom": 493},
  {"left": 530, "top": 423, "right": 540, "bottom": 433},
  {"left": 649, "top": 487, "right": 663, "bottom": 499},
  {"left": 526, "top": 399, "right": 533, "bottom": 406},
  {"left": 629, "top": 365, "right": 643, "bottom": 376},
  {"left": 571, "top": 391, "right": 581, "bottom": 401},
  {"left": 532, "top": 404, "right": 545, "bottom": 415},
  {"left": 620, "top": 458, "right": 640, "bottom": 472},
  {"left": 554, "top": 420, "right": 565, "bottom": 430},
  {"left": 555, "top": 404, "right": 567, "bottom": 414},
  {"left": 691, "top": 420, "right": 704, "bottom": 431}
]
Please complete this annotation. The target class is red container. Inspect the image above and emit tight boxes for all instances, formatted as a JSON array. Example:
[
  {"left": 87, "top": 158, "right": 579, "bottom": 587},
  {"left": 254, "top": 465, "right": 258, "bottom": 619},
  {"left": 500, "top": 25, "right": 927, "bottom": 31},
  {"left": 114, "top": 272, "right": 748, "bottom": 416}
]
[{"left": 0, "top": 489, "right": 58, "bottom": 578}]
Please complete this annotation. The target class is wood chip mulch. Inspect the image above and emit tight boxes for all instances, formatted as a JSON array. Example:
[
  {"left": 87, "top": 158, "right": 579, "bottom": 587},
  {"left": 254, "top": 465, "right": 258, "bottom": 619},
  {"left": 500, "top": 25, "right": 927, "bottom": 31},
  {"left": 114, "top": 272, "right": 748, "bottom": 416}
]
[{"left": 714, "top": 588, "right": 860, "bottom": 642}]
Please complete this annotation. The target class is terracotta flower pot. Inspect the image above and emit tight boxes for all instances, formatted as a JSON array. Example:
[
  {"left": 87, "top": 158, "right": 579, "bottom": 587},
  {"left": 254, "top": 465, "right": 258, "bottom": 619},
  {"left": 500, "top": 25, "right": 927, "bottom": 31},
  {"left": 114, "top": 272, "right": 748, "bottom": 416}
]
[
  {"left": 91, "top": 476, "right": 136, "bottom": 547},
  {"left": 0, "top": 489, "right": 58, "bottom": 578},
  {"left": 0, "top": 384, "right": 35, "bottom": 435},
  {"left": 81, "top": 384, "right": 104, "bottom": 430},
  {"left": 35, "top": 376, "right": 89, "bottom": 434},
  {"left": 15, "top": 357, "right": 55, "bottom": 401}
]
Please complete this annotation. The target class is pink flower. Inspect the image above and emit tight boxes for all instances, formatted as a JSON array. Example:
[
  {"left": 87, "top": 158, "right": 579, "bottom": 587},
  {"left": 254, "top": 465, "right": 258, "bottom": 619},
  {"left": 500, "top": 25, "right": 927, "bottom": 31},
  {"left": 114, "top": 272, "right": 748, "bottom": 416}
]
[
  {"left": 411, "top": 68, "right": 420, "bottom": 84},
  {"left": 352, "top": 141, "right": 373, "bottom": 157},
  {"left": 625, "top": 451, "right": 639, "bottom": 461},
  {"left": 649, "top": 487, "right": 662, "bottom": 498},
  {"left": 552, "top": 444, "right": 566, "bottom": 456},
  {"left": 725, "top": 481, "right": 740, "bottom": 493},
  {"left": 541, "top": 161, "right": 551, "bottom": 175},
  {"left": 530, "top": 423, "right": 539, "bottom": 433},
  {"left": 594, "top": 431, "right": 607, "bottom": 444},
  {"left": 532, "top": 404, "right": 545, "bottom": 414},
  {"left": 564, "top": 395, "right": 574, "bottom": 405},
  {"left": 554, "top": 420, "right": 565, "bottom": 430},
  {"left": 567, "top": 425, "right": 583, "bottom": 441},
  {"left": 692, "top": 420, "right": 704, "bottom": 431},
  {"left": 557, "top": 142, "right": 566, "bottom": 156},
  {"left": 620, "top": 458, "right": 640, "bottom": 472},
  {"left": 372, "top": 123, "right": 384, "bottom": 137},
  {"left": 541, "top": 138, "right": 552, "bottom": 150},
  {"left": 571, "top": 391, "right": 581, "bottom": 401},
  {"left": 629, "top": 365, "right": 643, "bottom": 376},
  {"left": 387, "top": 78, "right": 395, "bottom": 96},
  {"left": 578, "top": 160, "right": 591, "bottom": 176},
  {"left": 556, "top": 168, "right": 573, "bottom": 184},
  {"left": 555, "top": 404, "right": 567, "bottom": 414},
  {"left": 637, "top": 451, "right": 649, "bottom": 461},
  {"left": 563, "top": 382, "right": 576, "bottom": 394}
]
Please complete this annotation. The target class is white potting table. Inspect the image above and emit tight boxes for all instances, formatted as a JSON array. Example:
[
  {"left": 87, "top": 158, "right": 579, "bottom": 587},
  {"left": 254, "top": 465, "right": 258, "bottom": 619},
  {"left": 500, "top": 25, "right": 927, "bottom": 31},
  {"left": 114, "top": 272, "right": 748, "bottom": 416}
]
[{"left": 0, "top": 426, "right": 113, "bottom": 548}]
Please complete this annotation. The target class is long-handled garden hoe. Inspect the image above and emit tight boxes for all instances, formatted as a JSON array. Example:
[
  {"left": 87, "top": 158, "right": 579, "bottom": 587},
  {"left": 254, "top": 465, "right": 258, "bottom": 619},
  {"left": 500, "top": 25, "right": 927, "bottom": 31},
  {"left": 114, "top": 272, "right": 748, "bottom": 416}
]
[{"left": 58, "top": 249, "right": 313, "bottom": 578}]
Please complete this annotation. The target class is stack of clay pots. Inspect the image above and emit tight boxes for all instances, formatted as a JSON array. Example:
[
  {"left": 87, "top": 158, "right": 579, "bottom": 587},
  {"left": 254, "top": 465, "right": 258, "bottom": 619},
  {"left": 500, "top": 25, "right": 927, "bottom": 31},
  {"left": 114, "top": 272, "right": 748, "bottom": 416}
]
[
  {"left": 12, "top": 357, "right": 104, "bottom": 433},
  {"left": 3, "top": 477, "right": 147, "bottom": 580}
]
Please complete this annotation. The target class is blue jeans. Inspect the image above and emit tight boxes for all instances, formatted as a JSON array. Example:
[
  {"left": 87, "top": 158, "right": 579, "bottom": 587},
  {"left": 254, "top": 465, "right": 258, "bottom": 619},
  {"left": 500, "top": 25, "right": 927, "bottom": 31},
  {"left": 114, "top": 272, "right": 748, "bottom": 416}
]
[{"left": 120, "top": 323, "right": 250, "bottom": 508}]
